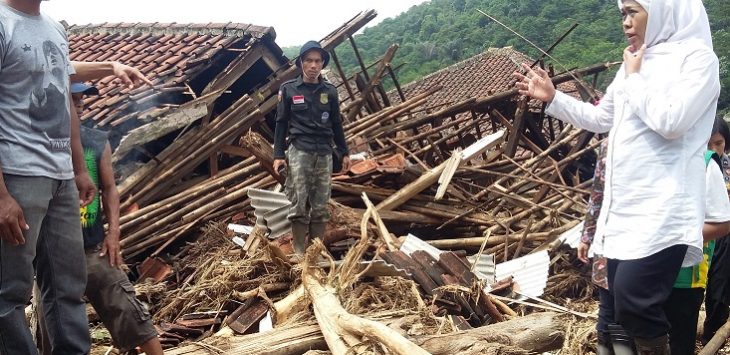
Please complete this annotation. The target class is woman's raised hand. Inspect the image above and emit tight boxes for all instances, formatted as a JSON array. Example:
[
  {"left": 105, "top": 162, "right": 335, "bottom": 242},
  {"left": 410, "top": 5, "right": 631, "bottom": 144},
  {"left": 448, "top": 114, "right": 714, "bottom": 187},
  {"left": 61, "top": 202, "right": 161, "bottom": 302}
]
[
  {"left": 513, "top": 63, "right": 556, "bottom": 103},
  {"left": 623, "top": 44, "right": 646, "bottom": 77}
]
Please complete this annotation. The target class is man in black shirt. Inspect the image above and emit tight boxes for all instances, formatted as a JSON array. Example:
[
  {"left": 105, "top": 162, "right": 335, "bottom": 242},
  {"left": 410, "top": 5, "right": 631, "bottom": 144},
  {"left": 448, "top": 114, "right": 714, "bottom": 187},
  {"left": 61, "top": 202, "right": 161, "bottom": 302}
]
[
  {"left": 38, "top": 83, "right": 163, "bottom": 355},
  {"left": 273, "top": 40, "right": 350, "bottom": 254}
]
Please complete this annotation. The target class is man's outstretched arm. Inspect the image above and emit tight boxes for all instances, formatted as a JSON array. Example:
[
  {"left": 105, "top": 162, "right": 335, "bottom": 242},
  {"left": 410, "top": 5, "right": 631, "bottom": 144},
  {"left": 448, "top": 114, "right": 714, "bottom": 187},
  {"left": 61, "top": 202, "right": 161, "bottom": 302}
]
[{"left": 70, "top": 61, "right": 153, "bottom": 89}]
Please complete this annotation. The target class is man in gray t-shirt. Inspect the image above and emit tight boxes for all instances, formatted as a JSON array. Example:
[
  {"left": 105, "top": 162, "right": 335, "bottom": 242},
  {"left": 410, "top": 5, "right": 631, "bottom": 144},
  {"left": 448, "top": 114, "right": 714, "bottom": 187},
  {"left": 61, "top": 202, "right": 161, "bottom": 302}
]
[
  {"left": 0, "top": 2, "right": 96, "bottom": 354},
  {"left": 0, "top": 1, "right": 151, "bottom": 354}
]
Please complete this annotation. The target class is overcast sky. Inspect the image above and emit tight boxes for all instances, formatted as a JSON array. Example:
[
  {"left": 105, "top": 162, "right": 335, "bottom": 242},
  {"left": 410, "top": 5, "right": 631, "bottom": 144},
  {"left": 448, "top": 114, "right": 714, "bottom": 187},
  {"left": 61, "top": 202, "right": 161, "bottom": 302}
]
[{"left": 43, "top": 0, "right": 429, "bottom": 47}]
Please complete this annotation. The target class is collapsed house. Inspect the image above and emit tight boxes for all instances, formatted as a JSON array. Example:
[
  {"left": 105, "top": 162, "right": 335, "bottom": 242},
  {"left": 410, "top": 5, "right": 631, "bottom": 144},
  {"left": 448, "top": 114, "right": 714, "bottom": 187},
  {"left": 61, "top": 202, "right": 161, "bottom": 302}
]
[{"left": 66, "top": 10, "right": 617, "bottom": 354}]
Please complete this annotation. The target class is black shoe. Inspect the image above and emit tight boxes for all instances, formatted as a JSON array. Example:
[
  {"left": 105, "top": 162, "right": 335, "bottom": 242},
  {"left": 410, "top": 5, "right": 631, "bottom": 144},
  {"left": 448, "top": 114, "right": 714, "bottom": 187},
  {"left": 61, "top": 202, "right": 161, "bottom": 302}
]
[
  {"left": 608, "top": 324, "right": 636, "bottom": 355},
  {"left": 597, "top": 331, "right": 615, "bottom": 355}
]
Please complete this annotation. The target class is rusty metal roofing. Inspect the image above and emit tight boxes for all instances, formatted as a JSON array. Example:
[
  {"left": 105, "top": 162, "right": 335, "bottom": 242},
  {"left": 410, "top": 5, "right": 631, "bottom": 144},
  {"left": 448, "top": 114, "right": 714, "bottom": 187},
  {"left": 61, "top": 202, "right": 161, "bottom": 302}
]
[
  {"left": 247, "top": 188, "right": 291, "bottom": 240},
  {"left": 494, "top": 250, "right": 550, "bottom": 298}
]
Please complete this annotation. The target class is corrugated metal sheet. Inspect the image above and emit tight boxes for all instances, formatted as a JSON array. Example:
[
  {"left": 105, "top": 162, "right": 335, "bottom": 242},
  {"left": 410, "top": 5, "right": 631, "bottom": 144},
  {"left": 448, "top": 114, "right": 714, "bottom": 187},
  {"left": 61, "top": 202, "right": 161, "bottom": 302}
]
[
  {"left": 559, "top": 222, "right": 584, "bottom": 249},
  {"left": 468, "top": 254, "right": 496, "bottom": 284},
  {"left": 247, "top": 188, "right": 292, "bottom": 240},
  {"left": 262, "top": 204, "right": 291, "bottom": 240},
  {"left": 399, "top": 233, "right": 443, "bottom": 260},
  {"left": 493, "top": 250, "right": 550, "bottom": 298}
]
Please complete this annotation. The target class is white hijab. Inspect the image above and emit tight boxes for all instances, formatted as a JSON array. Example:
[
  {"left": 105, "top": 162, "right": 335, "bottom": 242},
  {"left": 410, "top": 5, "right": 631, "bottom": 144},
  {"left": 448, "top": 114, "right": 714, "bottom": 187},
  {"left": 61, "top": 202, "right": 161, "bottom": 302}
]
[{"left": 618, "top": 0, "right": 714, "bottom": 51}]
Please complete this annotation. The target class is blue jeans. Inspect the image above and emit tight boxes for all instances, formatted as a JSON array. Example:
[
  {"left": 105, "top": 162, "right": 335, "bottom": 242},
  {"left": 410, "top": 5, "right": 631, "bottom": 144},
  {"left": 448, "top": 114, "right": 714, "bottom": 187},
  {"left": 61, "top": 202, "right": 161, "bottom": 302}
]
[{"left": 0, "top": 175, "right": 90, "bottom": 355}]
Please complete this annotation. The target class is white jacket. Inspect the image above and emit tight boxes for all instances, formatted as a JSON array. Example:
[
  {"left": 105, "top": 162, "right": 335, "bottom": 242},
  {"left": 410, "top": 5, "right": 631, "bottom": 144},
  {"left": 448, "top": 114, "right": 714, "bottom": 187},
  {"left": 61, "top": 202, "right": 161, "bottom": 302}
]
[{"left": 546, "top": 0, "right": 720, "bottom": 266}]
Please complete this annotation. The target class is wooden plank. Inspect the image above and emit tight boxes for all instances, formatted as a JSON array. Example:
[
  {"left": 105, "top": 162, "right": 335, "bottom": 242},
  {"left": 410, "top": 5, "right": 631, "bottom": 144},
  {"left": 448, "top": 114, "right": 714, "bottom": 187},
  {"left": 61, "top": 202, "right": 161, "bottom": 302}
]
[
  {"left": 175, "top": 317, "right": 221, "bottom": 328},
  {"left": 345, "top": 44, "right": 399, "bottom": 122},
  {"left": 376, "top": 130, "right": 504, "bottom": 211},
  {"left": 112, "top": 90, "right": 221, "bottom": 162},
  {"left": 219, "top": 144, "right": 251, "bottom": 158},
  {"left": 201, "top": 43, "right": 265, "bottom": 96},
  {"left": 504, "top": 98, "right": 529, "bottom": 158}
]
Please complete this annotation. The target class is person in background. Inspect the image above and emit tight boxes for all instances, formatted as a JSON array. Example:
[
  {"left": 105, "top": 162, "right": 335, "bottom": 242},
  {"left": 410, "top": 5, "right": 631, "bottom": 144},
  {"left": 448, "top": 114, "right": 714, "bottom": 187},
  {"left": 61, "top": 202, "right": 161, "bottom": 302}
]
[
  {"left": 272, "top": 40, "right": 350, "bottom": 255},
  {"left": 703, "top": 116, "right": 730, "bottom": 344},
  {"left": 37, "top": 83, "right": 164, "bottom": 355},
  {"left": 663, "top": 117, "right": 730, "bottom": 354},
  {"left": 516, "top": 0, "right": 720, "bottom": 353}
]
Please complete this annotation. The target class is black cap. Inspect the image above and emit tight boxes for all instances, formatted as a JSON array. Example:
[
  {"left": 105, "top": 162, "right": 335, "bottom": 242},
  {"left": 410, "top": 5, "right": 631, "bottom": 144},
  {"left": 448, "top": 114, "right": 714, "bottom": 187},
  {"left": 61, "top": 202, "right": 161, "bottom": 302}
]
[{"left": 296, "top": 40, "right": 329, "bottom": 69}]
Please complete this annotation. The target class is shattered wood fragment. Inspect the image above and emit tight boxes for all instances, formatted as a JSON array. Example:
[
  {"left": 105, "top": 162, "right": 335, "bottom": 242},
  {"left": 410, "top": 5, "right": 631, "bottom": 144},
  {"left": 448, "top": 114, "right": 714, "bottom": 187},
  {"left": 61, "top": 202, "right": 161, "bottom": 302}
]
[{"left": 228, "top": 300, "right": 270, "bottom": 335}]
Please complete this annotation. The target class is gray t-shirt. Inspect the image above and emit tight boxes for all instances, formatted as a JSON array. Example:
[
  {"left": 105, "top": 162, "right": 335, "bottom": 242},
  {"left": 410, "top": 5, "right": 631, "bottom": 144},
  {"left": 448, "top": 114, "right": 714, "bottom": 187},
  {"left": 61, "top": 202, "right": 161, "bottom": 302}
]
[{"left": 0, "top": 3, "right": 76, "bottom": 179}]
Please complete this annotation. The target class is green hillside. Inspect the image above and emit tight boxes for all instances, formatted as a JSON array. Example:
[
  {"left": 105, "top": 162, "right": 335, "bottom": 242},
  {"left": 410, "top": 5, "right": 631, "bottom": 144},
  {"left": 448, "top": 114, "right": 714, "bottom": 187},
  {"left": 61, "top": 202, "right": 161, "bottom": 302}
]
[{"left": 284, "top": 0, "right": 729, "bottom": 112}]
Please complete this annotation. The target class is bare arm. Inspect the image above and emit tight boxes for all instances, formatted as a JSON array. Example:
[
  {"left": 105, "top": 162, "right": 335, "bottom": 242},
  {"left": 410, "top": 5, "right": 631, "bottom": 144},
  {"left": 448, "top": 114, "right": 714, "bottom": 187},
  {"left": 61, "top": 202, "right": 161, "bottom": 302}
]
[
  {"left": 704, "top": 222, "right": 730, "bottom": 242},
  {"left": 70, "top": 61, "right": 153, "bottom": 88},
  {"left": 98, "top": 143, "right": 122, "bottom": 267},
  {"left": 69, "top": 93, "right": 96, "bottom": 206},
  {"left": 515, "top": 64, "right": 614, "bottom": 133}
]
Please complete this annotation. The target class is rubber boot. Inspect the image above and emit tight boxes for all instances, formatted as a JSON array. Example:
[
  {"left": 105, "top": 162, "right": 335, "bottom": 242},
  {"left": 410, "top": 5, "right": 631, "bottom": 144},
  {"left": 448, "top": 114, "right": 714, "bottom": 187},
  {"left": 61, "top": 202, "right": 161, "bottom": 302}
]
[
  {"left": 291, "top": 222, "right": 308, "bottom": 255},
  {"left": 634, "top": 335, "right": 670, "bottom": 355},
  {"left": 309, "top": 222, "right": 327, "bottom": 241},
  {"left": 597, "top": 330, "right": 615, "bottom": 355},
  {"left": 608, "top": 324, "right": 636, "bottom": 355}
]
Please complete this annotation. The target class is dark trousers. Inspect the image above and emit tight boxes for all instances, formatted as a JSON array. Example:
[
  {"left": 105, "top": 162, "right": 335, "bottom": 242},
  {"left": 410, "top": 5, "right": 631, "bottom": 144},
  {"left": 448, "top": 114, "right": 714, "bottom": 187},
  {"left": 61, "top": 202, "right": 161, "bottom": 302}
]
[
  {"left": 703, "top": 294, "right": 730, "bottom": 343},
  {"left": 664, "top": 287, "right": 705, "bottom": 355},
  {"left": 597, "top": 244, "right": 688, "bottom": 338},
  {"left": 0, "top": 175, "right": 90, "bottom": 355}
]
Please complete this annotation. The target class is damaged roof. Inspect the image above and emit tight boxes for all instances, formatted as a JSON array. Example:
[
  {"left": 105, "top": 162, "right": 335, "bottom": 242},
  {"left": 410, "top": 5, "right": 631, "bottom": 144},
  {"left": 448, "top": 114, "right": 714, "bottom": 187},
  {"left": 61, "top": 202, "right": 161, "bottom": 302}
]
[
  {"left": 388, "top": 47, "right": 586, "bottom": 110},
  {"left": 68, "top": 22, "right": 282, "bottom": 125}
]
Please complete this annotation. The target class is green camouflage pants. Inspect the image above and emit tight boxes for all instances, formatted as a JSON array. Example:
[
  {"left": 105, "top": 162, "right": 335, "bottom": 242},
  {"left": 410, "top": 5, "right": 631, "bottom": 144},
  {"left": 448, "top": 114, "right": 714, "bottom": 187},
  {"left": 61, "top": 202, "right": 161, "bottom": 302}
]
[{"left": 285, "top": 144, "right": 332, "bottom": 224}]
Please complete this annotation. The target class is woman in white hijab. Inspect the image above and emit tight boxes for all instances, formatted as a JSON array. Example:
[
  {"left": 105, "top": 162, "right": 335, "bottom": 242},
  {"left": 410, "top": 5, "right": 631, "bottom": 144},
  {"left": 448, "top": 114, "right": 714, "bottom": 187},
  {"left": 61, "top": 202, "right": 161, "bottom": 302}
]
[{"left": 514, "top": 0, "right": 720, "bottom": 354}]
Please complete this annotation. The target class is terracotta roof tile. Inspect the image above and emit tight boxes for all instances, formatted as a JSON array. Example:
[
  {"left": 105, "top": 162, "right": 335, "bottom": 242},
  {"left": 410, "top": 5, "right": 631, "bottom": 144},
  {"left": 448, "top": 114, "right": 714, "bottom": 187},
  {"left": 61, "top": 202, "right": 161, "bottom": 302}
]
[
  {"left": 119, "top": 42, "right": 138, "bottom": 53},
  {"left": 154, "top": 52, "right": 175, "bottom": 64},
  {"left": 155, "top": 43, "right": 176, "bottom": 53},
  {"left": 167, "top": 42, "right": 187, "bottom": 54},
  {"left": 95, "top": 51, "right": 116, "bottom": 62},
  {"left": 163, "top": 54, "right": 185, "bottom": 67},
  {"left": 84, "top": 51, "right": 106, "bottom": 62}
]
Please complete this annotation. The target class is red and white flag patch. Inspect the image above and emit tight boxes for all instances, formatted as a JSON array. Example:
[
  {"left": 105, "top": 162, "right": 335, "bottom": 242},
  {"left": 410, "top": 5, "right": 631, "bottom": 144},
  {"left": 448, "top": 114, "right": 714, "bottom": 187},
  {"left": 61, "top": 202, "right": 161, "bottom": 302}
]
[{"left": 292, "top": 95, "right": 305, "bottom": 105}]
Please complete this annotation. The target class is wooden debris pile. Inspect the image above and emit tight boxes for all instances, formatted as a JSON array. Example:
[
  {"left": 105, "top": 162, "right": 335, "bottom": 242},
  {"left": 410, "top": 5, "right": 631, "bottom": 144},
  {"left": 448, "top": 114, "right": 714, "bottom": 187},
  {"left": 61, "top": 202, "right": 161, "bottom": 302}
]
[{"left": 144, "top": 208, "right": 568, "bottom": 355}]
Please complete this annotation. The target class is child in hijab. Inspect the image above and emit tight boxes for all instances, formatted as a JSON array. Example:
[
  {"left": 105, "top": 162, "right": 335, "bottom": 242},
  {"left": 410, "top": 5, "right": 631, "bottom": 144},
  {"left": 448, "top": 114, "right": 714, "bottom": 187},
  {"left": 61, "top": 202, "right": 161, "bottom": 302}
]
[{"left": 514, "top": 0, "right": 720, "bottom": 353}]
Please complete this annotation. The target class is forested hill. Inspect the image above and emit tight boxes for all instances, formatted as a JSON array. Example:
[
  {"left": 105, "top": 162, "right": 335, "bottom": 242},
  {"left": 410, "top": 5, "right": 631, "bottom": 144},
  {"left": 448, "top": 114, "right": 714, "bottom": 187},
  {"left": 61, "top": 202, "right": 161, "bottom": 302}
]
[{"left": 284, "top": 0, "right": 729, "bottom": 112}]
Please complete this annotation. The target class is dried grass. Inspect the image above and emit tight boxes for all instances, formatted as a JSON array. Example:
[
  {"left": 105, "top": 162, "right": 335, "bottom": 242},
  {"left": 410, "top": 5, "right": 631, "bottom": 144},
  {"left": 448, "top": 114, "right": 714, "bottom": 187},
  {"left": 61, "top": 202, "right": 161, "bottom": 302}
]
[
  {"left": 343, "top": 277, "right": 423, "bottom": 315},
  {"left": 154, "top": 222, "right": 294, "bottom": 322},
  {"left": 561, "top": 312, "right": 598, "bottom": 355}
]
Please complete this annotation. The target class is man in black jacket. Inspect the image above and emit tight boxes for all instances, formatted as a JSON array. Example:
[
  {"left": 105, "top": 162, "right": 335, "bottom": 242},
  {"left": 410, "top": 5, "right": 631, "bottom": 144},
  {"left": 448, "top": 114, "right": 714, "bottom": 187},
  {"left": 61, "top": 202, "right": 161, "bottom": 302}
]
[{"left": 272, "top": 40, "right": 350, "bottom": 254}]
